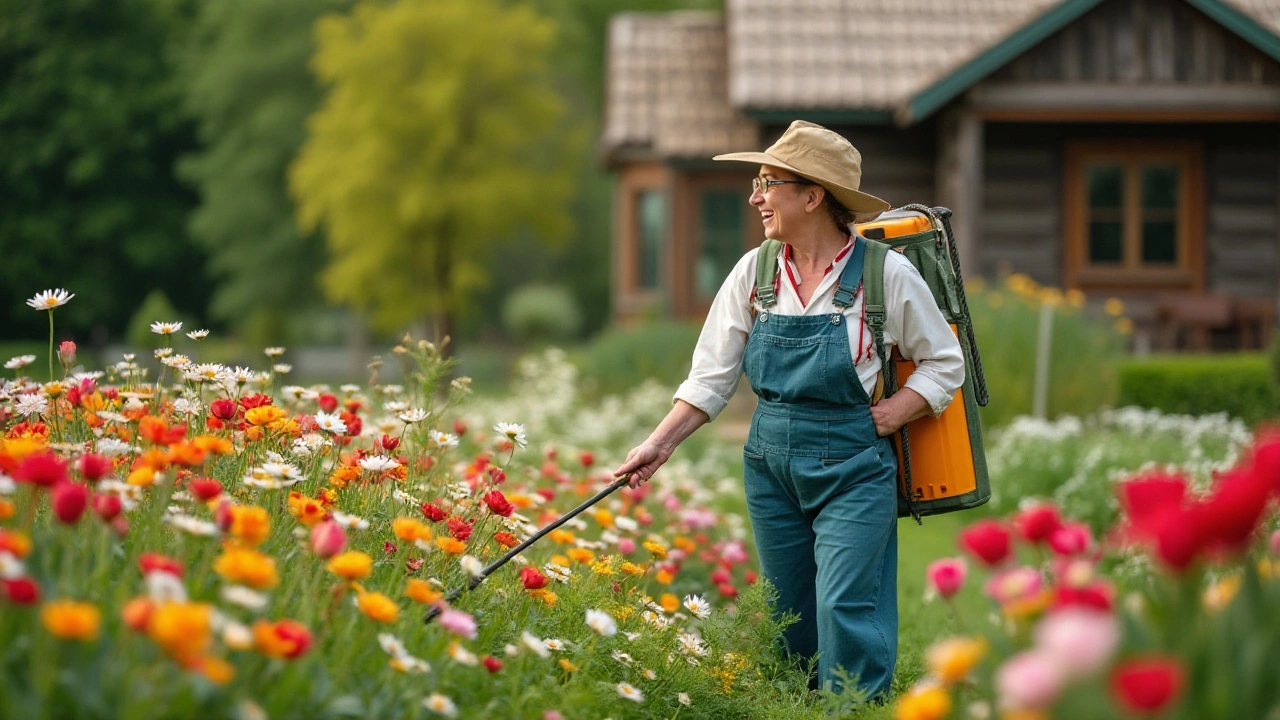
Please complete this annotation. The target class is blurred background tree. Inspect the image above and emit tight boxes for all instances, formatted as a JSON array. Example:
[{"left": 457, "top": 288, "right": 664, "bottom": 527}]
[
  {"left": 290, "top": 0, "right": 576, "bottom": 344},
  {"left": 177, "top": 0, "right": 350, "bottom": 346},
  {"left": 0, "top": 0, "right": 209, "bottom": 345}
]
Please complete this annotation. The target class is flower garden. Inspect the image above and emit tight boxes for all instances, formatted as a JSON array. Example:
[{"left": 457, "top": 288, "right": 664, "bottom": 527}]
[{"left": 3, "top": 289, "right": 1280, "bottom": 719}]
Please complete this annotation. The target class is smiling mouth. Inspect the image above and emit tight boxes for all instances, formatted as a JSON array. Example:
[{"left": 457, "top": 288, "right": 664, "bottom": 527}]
[{"left": 761, "top": 211, "right": 774, "bottom": 224}]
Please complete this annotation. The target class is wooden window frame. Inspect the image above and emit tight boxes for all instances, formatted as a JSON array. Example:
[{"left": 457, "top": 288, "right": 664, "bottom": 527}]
[
  {"left": 682, "top": 173, "right": 756, "bottom": 314},
  {"left": 1063, "top": 140, "right": 1204, "bottom": 292}
]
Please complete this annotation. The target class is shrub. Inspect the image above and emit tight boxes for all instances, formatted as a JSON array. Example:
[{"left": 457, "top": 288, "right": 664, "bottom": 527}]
[
  {"left": 574, "top": 320, "right": 703, "bottom": 397},
  {"left": 1117, "top": 352, "right": 1280, "bottom": 426},
  {"left": 501, "top": 283, "right": 583, "bottom": 344}
]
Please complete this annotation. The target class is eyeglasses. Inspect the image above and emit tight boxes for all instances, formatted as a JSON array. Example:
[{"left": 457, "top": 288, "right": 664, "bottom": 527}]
[{"left": 752, "top": 177, "right": 814, "bottom": 194}]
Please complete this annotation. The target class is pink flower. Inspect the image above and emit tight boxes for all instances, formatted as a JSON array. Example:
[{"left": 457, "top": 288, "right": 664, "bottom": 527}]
[
  {"left": 617, "top": 538, "right": 636, "bottom": 554},
  {"left": 1014, "top": 503, "right": 1062, "bottom": 544},
  {"left": 51, "top": 482, "right": 89, "bottom": 524},
  {"left": 984, "top": 566, "right": 1043, "bottom": 606},
  {"left": 1270, "top": 529, "right": 1280, "bottom": 556},
  {"left": 310, "top": 521, "right": 347, "bottom": 559},
  {"left": 438, "top": 608, "right": 477, "bottom": 640},
  {"left": 1048, "top": 521, "right": 1093, "bottom": 556},
  {"left": 926, "top": 557, "right": 968, "bottom": 599},
  {"left": 721, "top": 540, "right": 749, "bottom": 564},
  {"left": 1034, "top": 608, "right": 1120, "bottom": 679},
  {"left": 996, "top": 650, "right": 1066, "bottom": 710},
  {"left": 958, "top": 519, "right": 1012, "bottom": 567}
]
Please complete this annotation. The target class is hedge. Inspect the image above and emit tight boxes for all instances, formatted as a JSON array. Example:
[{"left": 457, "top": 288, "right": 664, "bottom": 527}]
[{"left": 1116, "top": 352, "right": 1280, "bottom": 426}]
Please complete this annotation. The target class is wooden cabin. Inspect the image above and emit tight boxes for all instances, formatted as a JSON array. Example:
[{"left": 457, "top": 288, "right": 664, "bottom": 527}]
[{"left": 601, "top": 0, "right": 1280, "bottom": 350}]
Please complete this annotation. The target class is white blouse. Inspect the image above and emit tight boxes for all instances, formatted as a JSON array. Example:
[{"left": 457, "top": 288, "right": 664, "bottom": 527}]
[{"left": 674, "top": 238, "right": 966, "bottom": 421}]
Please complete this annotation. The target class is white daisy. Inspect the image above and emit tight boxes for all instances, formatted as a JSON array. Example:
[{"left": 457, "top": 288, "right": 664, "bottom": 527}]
[
  {"left": 459, "top": 555, "right": 484, "bottom": 578},
  {"left": 520, "top": 631, "right": 550, "bottom": 658},
  {"left": 145, "top": 572, "right": 189, "bottom": 603},
  {"left": 220, "top": 585, "right": 269, "bottom": 611},
  {"left": 492, "top": 422, "right": 527, "bottom": 449},
  {"left": 150, "top": 321, "right": 183, "bottom": 335},
  {"left": 172, "top": 398, "right": 202, "bottom": 417},
  {"left": 676, "top": 632, "right": 709, "bottom": 657},
  {"left": 186, "top": 329, "right": 210, "bottom": 340},
  {"left": 429, "top": 430, "right": 458, "bottom": 449},
  {"left": 398, "top": 408, "right": 429, "bottom": 424},
  {"left": 314, "top": 411, "right": 347, "bottom": 435},
  {"left": 340, "top": 384, "right": 360, "bottom": 394},
  {"left": 264, "top": 347, "right": 286, "bottom": 358},
  {"left": 683, "top": 594, "right": 712, "bottom": 620},
  {"left": 585, "top": 608, "right": 617, "bottom": 637},
  {"left": 641, "top": 610, "right": 669, "bottom": 630},
  {"left": 272, "top": 364, "right": 292, "bottom": 374},
  {"left": 221, "top": 620, "right": 253, "bottom": 649},
  {"left": 678, "top": 692, "right": 692, "bottom": 706},
  {"left": 359, "top": 456, "right": 400, "bottom": 473},
  {"left": 423, "top": 693, "right": 457, "bottom": 718},
  {"left": 383, "top": 400, "right": 409, "bottom": 414},
  {"left": 0, "top": 474, "right": 15, "bottom": 495},
  {"left": 611, "top": 650, "right": 634, "bottom": 666},
  {"left": 542, "top": 638, "right": 567, "bottom": 652},
  {"left": 447, "top": 641, "right": 478, "bottom": 666},
  {"left": 26, "top": 288, "right": 74, "bottom": 310},
  {"left": 228, "top": 367, "right": 256, "bottom": 385},
  {"left": 95, "top": 437, "right": 133, "bottom": 455},
  {"left": 164, "top": 512, "right": 219, "bottom": 537},
  {"left": 0, "top": 551, "right": 25, "bottom": 580},
  {"left": 188, "top": 363, "right": 227, "bottom": 383},
  {"left": 643, "top": 668, "right": 657, "bottom": 680},
  {"left": 616, "top": 682, "right": 645, "bottom": 703},
  {"left": 13, "top": 394, "right": 48, "bottom": 417},
  {"left": 154, "top": 347, "right": 174, "bottom": 359},
  {"left": 544, "top": 563, "right": 571, "bottom": 583},
  {"left": 390, "top": 654, "right": 431, "bottom": 674},
  {"left": 3, "top": 355, "right": 36, "bottom": 370},
  {"left": 392, "top": 489, "right": 421, "bottom": 505},
  {"left": 331, "top": 511, "right": 369, "bottom": 530}
]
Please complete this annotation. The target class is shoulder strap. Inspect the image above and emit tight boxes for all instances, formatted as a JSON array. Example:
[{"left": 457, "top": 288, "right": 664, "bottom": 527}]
[
  {"left": 754, "top": 239, "right": 783, "bottom": 308},
  {"left": 863, "top": 239, "right": 890, "bottom": 369}
]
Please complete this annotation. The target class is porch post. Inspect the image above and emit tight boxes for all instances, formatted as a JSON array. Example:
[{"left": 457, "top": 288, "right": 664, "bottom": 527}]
[{"left": 936, "top": 103, "right": 984, "bottom": 276}]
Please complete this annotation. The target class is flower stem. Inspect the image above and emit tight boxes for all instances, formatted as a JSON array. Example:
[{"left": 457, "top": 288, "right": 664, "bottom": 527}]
[{"left": 47, "top": 310, "right": 54, "bottom": 383}]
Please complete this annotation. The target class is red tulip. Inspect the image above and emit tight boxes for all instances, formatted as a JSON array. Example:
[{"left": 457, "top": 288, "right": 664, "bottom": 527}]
[
  {"left": 1053, "top": 582, "right": 1114, "bottom": 612},
  {"left": 482, "top": 655, "right": 503, "bottom": 673},
  {"left": 209, "top": 398, "right": 237, "bottom": 421},
  {"left": 488, "top": 467, "right": 506, "bottom": 484},
  {"left": 78, "top": 453, "right": 113, "bottom": 482},
  {"left": 958, "top": 519, "right": 1012, "bottom": 567},
  {"left": 239, "top": 394, "right": 273, "bottom": 410},
  {"left": 1195, "top": 468, "right": 1271, "bottom": 554},
  {"left": 1048, "top": 522, "right": 1092, "bottom": 556},
  {"left": 580, "top": 451, "right": 595, "bottom": 467},
  {"left": 310, "top": 521, "right": 347, "bottom": 559},
  {"left": 317, "top": 393, "right": 338, "bottom": 413},
  {"left": 520, "top": 567, "right": 549, "bottom": 590},
  {"left": 3, "top": 577, "right": 40, "bottom": 604},
  {"left": 421, "top": 503, "right": 448, "bottom": 522},
  {"left": 925, "top": 557, "right": 968, "bottom": 599},
  {"left": 57, "top": 340, "right": 76, "bottom": 367},
  {"left": 710, "top": 568, "right": 730, "bottom": 585},
  {"left": 745, "top": 570, "right": 758, "bottom": 584},
  {"left": 272, "top": 619, "right": 313, "bottom": 659},
  {"left": 139, "top": 552, "right": 184, "bottom": 578},
  {"left": 1111, "top": 657, "right": 1183, "bottom": 714},
  {"left": 453, "top": 419, "right": 467, "bottom": 436},
  {"left": 14, "top": 451, "right": 68, "bottom": 488},
  {"left": 717, "top": 583, "right": 738, "bottom": 598},
  {"left": 1013, "top": 504, "right": 1062, "bottom": 544},
  {"left": 188, "top": 477, "right": 223, "bottom": 502},
  {"left": 1118, "top": 473, "right": 1187, "bottom": 537},
  {"left": 91, "top": 493, "right": 123, "bottom": 522},
  {"left": 447, "top": 517, "right": 473, "bottom": 541},
  {"left": 51, "top": 482, "right": 88, "bottom": 524},
  {"left": 380, "top": 434, "right": 399, "bottom": 451},
  {"left": 483, "top": 490, "right": 513, "bottom": 517}
]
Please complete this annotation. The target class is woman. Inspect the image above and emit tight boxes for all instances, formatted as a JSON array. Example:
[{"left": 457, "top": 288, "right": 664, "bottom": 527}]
[{"left": 613, "top": 121, "right": 964, "bottom": 700}]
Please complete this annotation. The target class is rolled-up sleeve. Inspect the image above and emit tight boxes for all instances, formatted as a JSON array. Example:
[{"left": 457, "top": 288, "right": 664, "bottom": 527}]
[
  {"left": 673, "top": 252, "right": 756, "bottom": 421},
  {"left": 883, "top": 251, "right": 965, "bottom": 416}
]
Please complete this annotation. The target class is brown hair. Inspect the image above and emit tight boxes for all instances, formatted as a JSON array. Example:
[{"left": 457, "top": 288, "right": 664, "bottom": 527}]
[{"left": 821, "top": 190, "right": 854, "bottom": 233}]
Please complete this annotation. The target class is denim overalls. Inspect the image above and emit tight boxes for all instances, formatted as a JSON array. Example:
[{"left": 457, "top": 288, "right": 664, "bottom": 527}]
[{"left": 741, "top": 237, "right": 898, "bottom": 699}]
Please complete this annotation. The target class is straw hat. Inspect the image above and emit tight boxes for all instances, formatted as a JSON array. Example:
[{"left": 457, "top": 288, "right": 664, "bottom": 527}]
[{"left": 713, "top": 120, "right": 890, "bottom": 222}]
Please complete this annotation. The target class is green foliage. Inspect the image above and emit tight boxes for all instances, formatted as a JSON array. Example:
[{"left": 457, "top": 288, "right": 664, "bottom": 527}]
[
  {"left": 0, "top": 0, "right": 211, "bottom": 341},
  {"left": 968, "top": 275, "right": 1130, "bottom": 428},
  {"left": 501, "top": 284, "right": 583, "bottom": 343},
  {"left": 574, "top": 321, "right": 703, "bottom": 397},
  {"left": 1117, "top": 353, "right": 1280, "bottom": 426},
  {"left": 177, "top": 0, "right": 347, "bottom": 333},
  {"left": 290, "top": 0, "right": 578, "bottom": 337},
  {"left": 125, "top": 290, "right": 194, "bottom": 350}
]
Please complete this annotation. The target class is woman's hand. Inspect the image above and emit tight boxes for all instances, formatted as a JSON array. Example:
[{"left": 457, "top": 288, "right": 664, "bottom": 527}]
[
  {"left": 870, "top": 387, "right": 930, "bottom": 436},
  {"left": 613, "top": 442, "right": 672, "bottom": 489}
]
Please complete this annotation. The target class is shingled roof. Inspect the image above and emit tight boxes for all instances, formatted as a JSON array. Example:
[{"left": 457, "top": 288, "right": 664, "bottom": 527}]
[{"left": 601, "top": 0, "right": 1280, "bottom": 161}]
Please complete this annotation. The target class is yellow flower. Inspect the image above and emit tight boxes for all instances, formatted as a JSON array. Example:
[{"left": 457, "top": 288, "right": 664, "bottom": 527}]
[
  {"left": 229, "top": 505, "right": 271, "bottom": 547},
  {"left": 1039, "top": 288, "right": 1063, "bottom": 307},
  {"left": 356, "top": 590, "right": 400, "bottom": 623},
  {"left": 1203, "top": 574, "right": 1241, "bottom": 613},
  {"left": 529, "top": 588, "right": 558, "bottom": 606},
  {"left": 327, "top": 551, "right": 373, "bottom": 581},
  {"left": 1104, "top": 297, "right": 1125, "bottom": 316},
  {"left": 1115, "top": 317, "right": 1134, "bottom": 335},
  {"left": 567, "top": 548, "right": 595, "bottom": 564},
  {"left": 1003, "top": 589, "right": 1053, "bottom": 620},
  {"left": 926, "top": 637, "right": 987, "bottom": 685},
  {"left": 1065, "top": 289, "right": 1085, "bottom": 308},
  {"left": 148, "top": 602, "right": 213, "bottom": 662},
  {"left": 643, "top": 541, "right": 668, "bottom": 560},
  {"left": 590, "top": 559, "right": 616, "bottom": 576},
  {"left": 43, "top": 382, "right": 64, "bottom": 398},
  {"left": 213, "top": 548, "right": 279, "bottom": 589},
  {"left": 126, "top": 467, "right": 156, "bottom": 487},
  {"left": 620, "top": 562, "right": 645, "bottom": 576},
  {"left": 41, "top": 599, "right": 101, "bottom": 641},
  {"left": 1259, "top": 558, "right": 1279, "bottom": 579},
  {"left": 393, "top": 517, "right": 431, "bottom": 543},
  {"left": 550, "top": 554, "right": 570, "bottom": 567},
  {"left": 404, "top": 578, "right": 442, "bottom": 604},
  {"left": 549, "top": 529, "right": 575, "bottom": 545},
  {"left": 894, "top": 684, "right": 951, "bottom": 720},
  {"left": 287, "top": 492, "right": 327, "bottom": 527},
  {"left": 245, "top": 406, "right": 286, "bottom": 427},
  {"left": 660, "top": 593, "right": 680, "bottom": 614},
  {"left": 592, "top": 509, "right": 614, "bottom": 528},
  {"left": 434, "top": 537, "right": 466, "bottom": 555},
  {"left": 558, "top": 658, "right": 578, "bottom": 673}
]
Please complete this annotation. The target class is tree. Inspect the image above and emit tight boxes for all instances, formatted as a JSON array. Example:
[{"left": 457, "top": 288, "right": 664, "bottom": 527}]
[
  {"left": 176, "top": 0, "right": 348, "bottom": 341},
  {"left": 0, "top": 0, "right": 209, "bottom": 343},
  {"left": 289, "top": 0, "right": 576, "bottom": 341}
]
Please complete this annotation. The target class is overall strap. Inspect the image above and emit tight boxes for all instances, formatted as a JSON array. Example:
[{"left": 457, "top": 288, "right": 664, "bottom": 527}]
[
  {"left": 754, "top": 239, "right": 783, "bottom": 309},
  {"left": 832, "top": 236, "right": 867, "bottom": 309}
]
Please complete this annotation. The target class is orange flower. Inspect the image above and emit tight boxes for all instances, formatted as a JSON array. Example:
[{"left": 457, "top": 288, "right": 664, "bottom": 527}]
[
  {"left": 192, "top": 655, "right": 235, "bottom": 684},
  {"left": 229, "top": 505, "right": 271, "bottom": 546},
  {"left": 329, "top": 465, "right": 360, "bottom": 489},
  {"left": 213, "top": 547, "right": 279, "bottom": 589},
  {"left": 356, "top": 590, "right": 400, "bottom": 623},
  {"left": 393, "top": 517, "right": 431, "bottom": 543},
  {"left": 0, "top": 499, "right": 15, "bottom": 521},
  {"left": 549, "top": 529, "right": 575, "bottom": 545},
  {"left": 317, "top": 488, "right": 338, "bottom": 507},
  {"left": 165, "top": 442, "right": 207, "bottom": 467},
  {"left": 126, "top": 466, "right": 157, "bottom": 487},
  {"left": 434, "top": 537, "right": 466, "bottom": 555},
  {"left": 244, "top": 426, "right": 264, "bottom": 442},
  {"left": 592, "top": 509, "right": 615, "bottom": 528},
  {"left": 643, "top": 541, "right": 668, "bottom": 560},
  {"left": 139, "top": 416, "right": 171, "bottom": 445},
  {"left": 245, "top": 406, "right": 286, "bottom": 427},
  {"left": 253, "top": 619, "right": 312, "bottom": 659},
  {"left": 147, "top": 602, "right": 213, "bottom": 662},
  {"left": 567, "top": 548, "right": 594, "bottom": 564},
  {"left": 122, "top": 597, "right": 155, "bottom": 632},
  {"left": 41, "top": 599, "right": 101, "bottom": 641},
  {"left": 327, "top": 551, "right": 373, "bottom": 581},
  {"left": 404, "top": 578, "right": 442, "bottom": 604},
  {"left": 287, "top": 493, "right": 328, "bottom": 527},
  {"left": 550, "top": 554, "right": 570, "bottom": 567},
  {"left": 655, "top": 569, "right": 675, "bottom": 585},
  {"left": 620, "top": 562, "right": 645, "bottom": 576},
  {"left": 660, "top": 593, "right": 680, "bottom": 613},
  {"left": 673, "top": 536, "right": 697, "bottom": 553},
  {"left": 0, "top": 530, "right": 32, "bottom": 558},
  {"left": 191, "top": 435, "right": 233, "bottom": 455}
]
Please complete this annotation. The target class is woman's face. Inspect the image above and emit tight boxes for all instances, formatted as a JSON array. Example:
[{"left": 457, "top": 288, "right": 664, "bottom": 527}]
[{"left": 750, "top": 165, "right": 816, "bottom": 240}]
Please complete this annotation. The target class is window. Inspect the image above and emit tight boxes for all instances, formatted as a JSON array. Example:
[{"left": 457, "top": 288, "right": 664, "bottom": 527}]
[
  {"left": 1064, "top": 142, "right": 1203, "bottom": 290},
  {"left": 636, "top": 190, "right": 666, "bottom": 291},
  {"left": 697, "top": 190, "right": 745, "bottom": 299}
]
